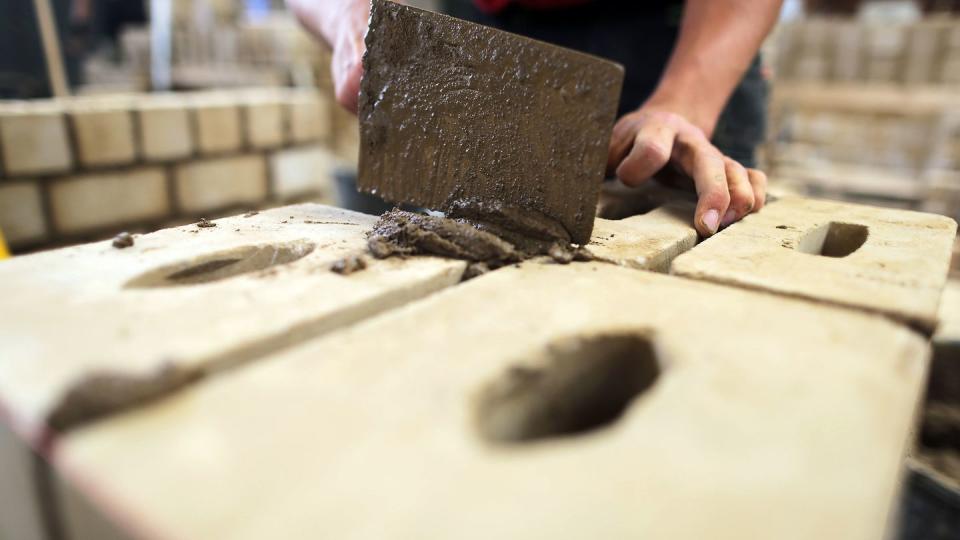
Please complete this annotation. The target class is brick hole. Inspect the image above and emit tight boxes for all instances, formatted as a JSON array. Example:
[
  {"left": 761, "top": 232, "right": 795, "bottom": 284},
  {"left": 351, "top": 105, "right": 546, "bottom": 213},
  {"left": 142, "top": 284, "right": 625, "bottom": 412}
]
[
  {"left": 125, "top": 241, "right": 315, "bottom": 288},
  {"left": 794, "top": 222, "right": 868, "bottom": 258},
  {"left": 475, "top": 332, "right": 660, "bottom": 444}
]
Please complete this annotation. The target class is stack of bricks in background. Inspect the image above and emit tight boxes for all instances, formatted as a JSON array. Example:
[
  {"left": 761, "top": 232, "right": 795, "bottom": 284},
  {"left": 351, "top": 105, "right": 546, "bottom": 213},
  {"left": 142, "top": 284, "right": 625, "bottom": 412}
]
[
  {"left": 765, "top": 17, "right": 960, "bottom": 223},
  {"left": 122, "top": 19, "right": 361, "bottom": 185},
  {"left": 767, "top": 85, "right": 960, "bottom": 212},
  {"left": 772, "top": 17, "right": 960, "bottom": 85},
  {"left": 0, "top": 88, "right": 342, "bottom": 253},
  {"left": 117, "top": 15, "right": 329, "bottom": 91}
]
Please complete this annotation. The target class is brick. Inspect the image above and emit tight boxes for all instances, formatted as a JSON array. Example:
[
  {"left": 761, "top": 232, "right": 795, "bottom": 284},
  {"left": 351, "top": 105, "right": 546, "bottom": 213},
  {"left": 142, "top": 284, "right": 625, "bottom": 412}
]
[
  {"left": 191, "top": 96, "right": 243, "bottom": 155},
  {"left": 286, "top": 90, "right": 329, "bottom": 144},
  {"left": 671, "top": 197, "right": 958, "bottom": 332},
  {"left": 269, "top": 145, "right": 335, "bottom": 200},
  {"left": 903, "top": 22, "right": 945, "bottom": 85},
  {"left": 56, "top": 263, "right": 927, "bottom": 540},
  {"left": 0, "top": 204, "right": 465, "bottom": 447},
  {"left": 831, "top": 22, "right": 862, "bottom": 81},
  {"left": 50, "top": 168, "right": 170, "bottom": 234},
  {"left": 174, "top": 155, "right": 267, "bottom": 214},
  {"left": 53, "top": 468, "right": 130, "bottom": 540},
  {"left": 0, "top": 182, "right": 47, "bottom": 247},
  {"left": 0, "top": 101, "right": 73, "bottom": 175},
  {"left": 953, "top": 236, "right": 960, "bottom": 278},
  {"left": 243, "top": 95, "right": 285, "bottom": 149},
  {"left": 936, "top": 280, "right": 960, "bottom": 344},
  {"left": 69, "top": 102, "right": 137, "bottom": 167},
  {"left": 588, "top": 203, "right": 697, "bottom": 271},
  {"left": 137, "top": 97, "right": 194, "bottom": 161},
  {"left": 921, "top": 169, "right": 960, "bottom": 222},
  {"left": 0, "top": 422, "right": 45, "bottom": 540}
]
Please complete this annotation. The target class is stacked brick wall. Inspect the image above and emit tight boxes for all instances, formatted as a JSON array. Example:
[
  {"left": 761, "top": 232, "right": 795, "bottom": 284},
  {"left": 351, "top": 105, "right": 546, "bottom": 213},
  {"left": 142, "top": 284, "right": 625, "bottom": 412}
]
[
  {"left": 767, "top": 84, "right": 960, "bottom": 219},
  {"left": 773, "top": 18, "right": 960, "bottom": 85},
  {"left": 766, "top": 17, "right": 960, "bottom": 220},
  {"left": 0, "top": 88, "right": 346, "bottom": 252},
  {"left": 117, "top": 15, "right": 331, "bottom": 92}
]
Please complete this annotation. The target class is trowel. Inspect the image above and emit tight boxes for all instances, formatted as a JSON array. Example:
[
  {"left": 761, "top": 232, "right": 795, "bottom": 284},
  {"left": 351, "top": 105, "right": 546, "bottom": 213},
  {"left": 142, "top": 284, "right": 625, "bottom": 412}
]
[{"left": 356, "top": 0, "right": 624, "bottom": 245}]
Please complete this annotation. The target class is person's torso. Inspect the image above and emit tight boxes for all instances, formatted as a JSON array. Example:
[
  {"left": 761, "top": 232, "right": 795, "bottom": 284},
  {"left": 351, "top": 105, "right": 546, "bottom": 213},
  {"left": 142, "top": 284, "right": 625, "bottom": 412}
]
[{"left": 447, "top": 0, "right": 767, "bottom": 165}]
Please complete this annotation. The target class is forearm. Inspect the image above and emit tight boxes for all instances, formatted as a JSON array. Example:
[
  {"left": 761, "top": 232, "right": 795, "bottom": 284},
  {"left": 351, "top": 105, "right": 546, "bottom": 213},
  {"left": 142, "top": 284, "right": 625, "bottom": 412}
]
[
  {"left": 647, "top": 0, "right": 781, "bottom": 136},
  {"left": 288, "top": 0, "right": 369, "bottom": 48},
  {"left": 289, "top": 0, "right": 372, "bottom": 110}
]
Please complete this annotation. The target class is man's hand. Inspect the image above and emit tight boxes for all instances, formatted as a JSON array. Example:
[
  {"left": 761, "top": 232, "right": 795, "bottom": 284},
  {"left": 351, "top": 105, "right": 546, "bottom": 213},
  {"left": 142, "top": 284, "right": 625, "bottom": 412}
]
[
  {"left": 607, "top": 106, "right": 766, "bottom": 237},
  {"left": 606, "top": 0, "right": 780, "bottom": 236},
  {"left": 288, "top": 0, "right": 368, "bottom": 112}
]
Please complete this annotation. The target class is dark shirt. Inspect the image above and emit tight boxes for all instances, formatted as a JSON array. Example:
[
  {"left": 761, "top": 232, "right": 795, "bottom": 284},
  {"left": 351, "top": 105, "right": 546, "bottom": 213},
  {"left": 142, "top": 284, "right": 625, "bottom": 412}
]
[
  {"left": 442, "top": 0, "right": 766, "bottom": 167},
  {"left": 473, "top": 0, "right": 680, "bottom": 14},
  {"left": 449, "top": 0, "right": 686, "bottom": 117},
  {"left": 473, "top": 0, "right": 595, "bottom": 14}
]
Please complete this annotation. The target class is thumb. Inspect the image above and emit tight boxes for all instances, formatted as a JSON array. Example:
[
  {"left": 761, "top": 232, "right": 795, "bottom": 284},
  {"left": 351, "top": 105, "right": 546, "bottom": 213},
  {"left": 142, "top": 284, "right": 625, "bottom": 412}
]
[{"left": 336, "top": 61, "right": 363, "bottom": 114}]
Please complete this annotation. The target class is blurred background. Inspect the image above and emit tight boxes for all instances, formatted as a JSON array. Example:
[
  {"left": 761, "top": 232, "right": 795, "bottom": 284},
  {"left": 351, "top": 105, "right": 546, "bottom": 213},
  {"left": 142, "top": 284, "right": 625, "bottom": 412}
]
[
  {"left": 1, "top": 4, "right": 957, "bottom": 538},
  {"left": 0, "top": 0, "right": 958, "bottom": 273}
]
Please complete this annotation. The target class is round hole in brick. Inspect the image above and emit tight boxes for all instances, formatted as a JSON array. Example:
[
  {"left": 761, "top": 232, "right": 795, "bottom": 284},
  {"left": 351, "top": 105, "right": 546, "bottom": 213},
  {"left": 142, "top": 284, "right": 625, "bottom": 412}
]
[
  {"left": 125, "top": 241, "right": 316, "bottom": 288},
  {"left": 475, "top": 332, "right": 661, "bottom": 444},
  {"left": 794, "top": 222, "right": 868, "bottom": 258}
]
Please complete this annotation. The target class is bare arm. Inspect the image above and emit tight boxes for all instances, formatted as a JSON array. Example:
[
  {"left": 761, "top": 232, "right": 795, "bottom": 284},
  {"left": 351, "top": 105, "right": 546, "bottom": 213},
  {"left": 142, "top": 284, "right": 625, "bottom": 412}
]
[
  {"left": 651, "top": 0, "right": 781, "bottom": 135},
  {"left": 608, "top": 0, "right": 782, "bottom": 236}
]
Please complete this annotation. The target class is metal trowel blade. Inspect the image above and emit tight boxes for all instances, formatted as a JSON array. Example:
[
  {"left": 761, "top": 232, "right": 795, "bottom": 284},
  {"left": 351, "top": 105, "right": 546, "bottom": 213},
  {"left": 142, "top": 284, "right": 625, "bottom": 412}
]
[{"left": 357, "top": 0, "right": 624, "bottom": 244}]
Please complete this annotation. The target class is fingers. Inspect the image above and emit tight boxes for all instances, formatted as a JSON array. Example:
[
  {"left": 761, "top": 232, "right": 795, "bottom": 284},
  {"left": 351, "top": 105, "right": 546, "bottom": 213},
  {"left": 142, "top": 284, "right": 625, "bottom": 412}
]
[
  {"left": 606, "top": 115, "right": 641, "bottom": 176},
  {"left": 606, "top": 108, "right": 768, "bottom": 236},
  {"left": 691, "top": 152, "right": 730, "bottom": 237},
  {"left": 335, "top": 61, "right": 363, "bottom": 113},
  {"left": 673, "top": 132, "right": 729, "bottom": 237},
  {"left": 330, "top": 26, "right": 366, "bottom": 113},
  {"left": 289, "top": 0, "right": 367, "bottom": 114},
  {"left": 721, "top": 158, "right": 755, "bottom": 227},
  {"left": 747, "top": 168, "right": 768, "bottom": 211},
  {"left": 615, "top": 119, "right": 678, "bottom": 187}
]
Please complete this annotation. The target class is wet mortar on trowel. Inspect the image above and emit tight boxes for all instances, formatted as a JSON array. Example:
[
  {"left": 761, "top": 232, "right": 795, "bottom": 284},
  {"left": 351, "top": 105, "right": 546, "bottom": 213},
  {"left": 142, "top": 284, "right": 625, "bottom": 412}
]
[
  {"left": 365, "top": 204, "right": 597, "bottom": 279},
  {"left": 356, "top": 0, "right": 624, "bottom": 280}
]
